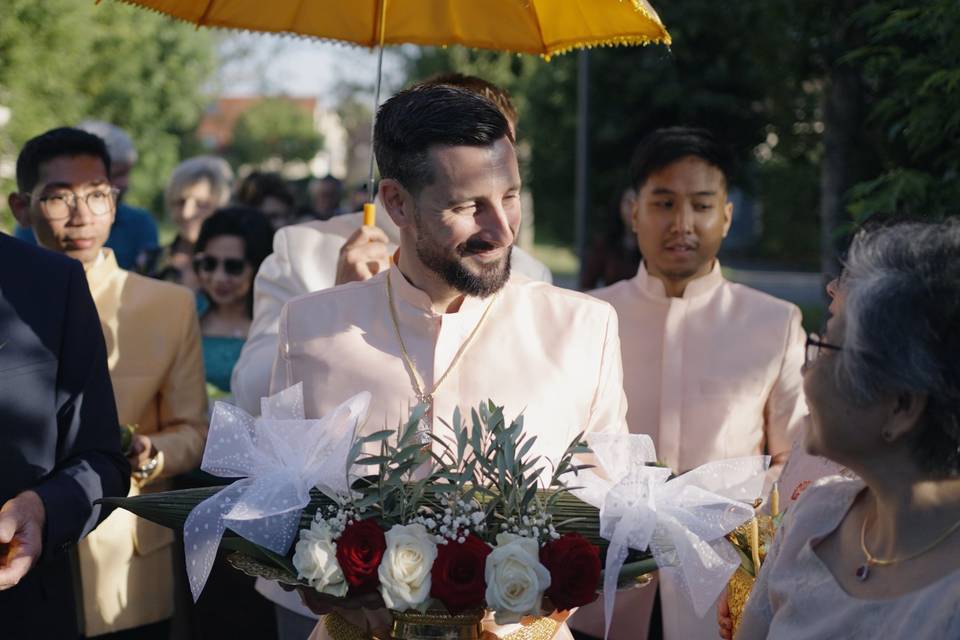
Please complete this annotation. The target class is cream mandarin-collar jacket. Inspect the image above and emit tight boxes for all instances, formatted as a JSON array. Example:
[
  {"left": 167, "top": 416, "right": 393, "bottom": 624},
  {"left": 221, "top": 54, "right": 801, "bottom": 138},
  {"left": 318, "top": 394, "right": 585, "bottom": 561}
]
[
  {"left": 593, "top": 260, "right": 806, "bottom": 474},
  {"left": 232, "top": 202, "right": 552, "bottom": 419},
  {"left": 78, "top": 249, "right": 208, "bottom": 636},
  {"left": 274, "top": 265, "right": 628, "bottom": 640},
  {"left": 573, "top": 261, "right": 808, "bottom": 640}
]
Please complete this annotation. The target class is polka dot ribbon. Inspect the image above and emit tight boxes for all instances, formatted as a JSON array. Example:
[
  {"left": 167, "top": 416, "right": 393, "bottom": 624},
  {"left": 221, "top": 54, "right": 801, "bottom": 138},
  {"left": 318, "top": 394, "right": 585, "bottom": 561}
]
[{"left": 184, "top": 383, "right": 371, "bottom": 600}]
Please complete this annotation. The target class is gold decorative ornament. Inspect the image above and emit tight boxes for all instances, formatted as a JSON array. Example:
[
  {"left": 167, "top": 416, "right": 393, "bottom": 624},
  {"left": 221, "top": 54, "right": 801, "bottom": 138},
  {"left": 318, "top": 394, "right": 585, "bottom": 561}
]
[
  {"left": 391, "top": 609, "right": 484, "bottom": 639},
  {"left": 324, "top": 610, "right": 561, "bottom": 640},
  {"left": 726, "top": 566, "right": 756, "bottom": 635}
]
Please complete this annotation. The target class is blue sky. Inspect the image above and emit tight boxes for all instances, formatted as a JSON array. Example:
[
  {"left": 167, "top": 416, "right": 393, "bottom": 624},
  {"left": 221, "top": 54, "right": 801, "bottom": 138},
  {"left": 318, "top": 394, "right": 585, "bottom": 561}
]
[{"left": 215, "top": 33, "right": 408, "bottom": 106}]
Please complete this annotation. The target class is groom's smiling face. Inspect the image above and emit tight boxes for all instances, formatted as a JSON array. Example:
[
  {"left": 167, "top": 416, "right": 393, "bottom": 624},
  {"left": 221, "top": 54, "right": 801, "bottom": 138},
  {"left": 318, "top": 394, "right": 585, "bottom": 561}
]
[{"left": 409, "top": 137, "right": 521, "bottom": 298}]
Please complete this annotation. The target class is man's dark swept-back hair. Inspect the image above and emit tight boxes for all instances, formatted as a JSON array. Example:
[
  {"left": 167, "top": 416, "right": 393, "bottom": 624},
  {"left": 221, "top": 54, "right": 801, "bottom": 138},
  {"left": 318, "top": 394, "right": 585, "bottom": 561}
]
[
  {"left": 16, "top": 127, "right": 112, "bottom": 193},
  {"left": 424, "top": 72, "right": 519, "bottom": 129},
  {"left": 629, "top": 127, "right": 734, "bottom": 191},
  {"left": 373, "top": 84, "right": 512, "bottom": 195}
]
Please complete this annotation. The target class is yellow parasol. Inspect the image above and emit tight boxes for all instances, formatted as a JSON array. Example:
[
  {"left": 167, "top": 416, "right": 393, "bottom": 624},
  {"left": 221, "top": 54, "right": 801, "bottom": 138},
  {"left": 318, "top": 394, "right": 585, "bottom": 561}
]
[{"left": 109, "top": 0, "right": 670, "bottom": 223}]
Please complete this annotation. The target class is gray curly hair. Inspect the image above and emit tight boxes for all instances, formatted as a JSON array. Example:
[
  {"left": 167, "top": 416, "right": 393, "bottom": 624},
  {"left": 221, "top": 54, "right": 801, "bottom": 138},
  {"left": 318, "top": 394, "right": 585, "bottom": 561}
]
[
  {"left": 164, "top": 155, "right": 233, "bottom": 213},
  {"left": 838, "top": 219, "right": 960, "bottom": 475}
]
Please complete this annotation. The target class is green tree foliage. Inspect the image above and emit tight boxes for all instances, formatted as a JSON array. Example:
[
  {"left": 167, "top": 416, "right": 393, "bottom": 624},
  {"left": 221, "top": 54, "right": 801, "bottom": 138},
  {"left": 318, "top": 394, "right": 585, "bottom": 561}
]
[
  {"left": 228, "top": 98, "right": 323, "bottom": 168},
  {"left": 406, "top": 1, "right": 832, "bottom": 266},
  {"left": 0, "top": 0, "right": 216, "bottom": 230},
  {"left": 846, "top": 1, "right": 960, "bottom": 223}
]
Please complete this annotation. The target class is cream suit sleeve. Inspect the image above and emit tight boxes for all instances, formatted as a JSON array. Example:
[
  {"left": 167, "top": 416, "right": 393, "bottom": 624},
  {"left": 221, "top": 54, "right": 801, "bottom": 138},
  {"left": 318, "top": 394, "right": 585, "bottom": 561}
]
[
  {"left": 150, "top": 287, "right": 208, "bottom": 479},
  {"left": 268, "top": 301, "right": 293, "bottom": 397},
  {"left": 763, "top": 305, "right": 808, "bottom": 472},
  {"left": 586, "top": 304, "right": 630, "bottom": 439},
  {"left": 232, "top": 227, "right": 309, "bottom": 415}
]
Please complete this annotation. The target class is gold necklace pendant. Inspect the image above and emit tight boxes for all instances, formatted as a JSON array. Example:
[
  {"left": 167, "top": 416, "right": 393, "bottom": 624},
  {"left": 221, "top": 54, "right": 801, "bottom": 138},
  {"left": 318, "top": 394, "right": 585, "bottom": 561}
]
[
  {"left": 415, "top": 393, "right": 433, "bottom": 445},
  {"left": 858, "top": 506, "right": 960, "bottom": 582},
  {"left": 386, "top": 273, "right": 497, "bottom": 448}
]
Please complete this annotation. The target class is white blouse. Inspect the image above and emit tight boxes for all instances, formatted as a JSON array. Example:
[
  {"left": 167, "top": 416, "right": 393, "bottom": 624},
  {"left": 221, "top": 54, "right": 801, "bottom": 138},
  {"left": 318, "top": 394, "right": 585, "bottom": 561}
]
[{"left": 738, "top": 476, "right": 960, "bottom": 639}]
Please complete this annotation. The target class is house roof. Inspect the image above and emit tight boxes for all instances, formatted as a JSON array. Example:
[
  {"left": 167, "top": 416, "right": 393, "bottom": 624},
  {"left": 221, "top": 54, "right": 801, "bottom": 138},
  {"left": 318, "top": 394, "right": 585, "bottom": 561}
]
[{"left": 196, "top": 96, "right": 317, "bottom": 150}]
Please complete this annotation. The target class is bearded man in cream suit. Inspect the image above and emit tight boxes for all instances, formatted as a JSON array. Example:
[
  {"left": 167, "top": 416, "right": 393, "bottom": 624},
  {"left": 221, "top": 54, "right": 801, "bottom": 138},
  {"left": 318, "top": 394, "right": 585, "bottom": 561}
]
[
  {"left": 232, "top": 76, "right": 553, "bottom": 640},
  {"left": 11, "top": 128, "right": 208, "bottom": 638},
  {"left": 267, "top": 84, "right": 627, "bottom": 640},
  {"left": 231, "top": 74, "right": 549, "bottom": 421},
  {"left": 570, "top": 127, "right": 807, "bottom": 640}
]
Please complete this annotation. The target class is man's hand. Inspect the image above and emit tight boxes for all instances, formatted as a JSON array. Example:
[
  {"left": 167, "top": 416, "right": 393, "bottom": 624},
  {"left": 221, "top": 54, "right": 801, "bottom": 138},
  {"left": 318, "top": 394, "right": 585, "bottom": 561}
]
[
  {"left": 127, "top": 433, "right": 155, "bottom": 471},
  {"left": 717, "top": 587, "right": 733, "bottom": 639},
  {"left": 0, "top": 490, "right": 46, "bottom": 590},
  {"left": 335, "top": 226, "right": 391, "bottom": 285}
]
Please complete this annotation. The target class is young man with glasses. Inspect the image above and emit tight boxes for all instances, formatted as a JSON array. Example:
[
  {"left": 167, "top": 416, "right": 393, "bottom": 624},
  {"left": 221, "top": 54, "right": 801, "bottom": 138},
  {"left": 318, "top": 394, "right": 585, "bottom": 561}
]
[
  {"left": 10, "top": 127, "right": 208, "bottom": 639},
  {"left": 12, "top": 121, "right": 160, "bottom": 269}
]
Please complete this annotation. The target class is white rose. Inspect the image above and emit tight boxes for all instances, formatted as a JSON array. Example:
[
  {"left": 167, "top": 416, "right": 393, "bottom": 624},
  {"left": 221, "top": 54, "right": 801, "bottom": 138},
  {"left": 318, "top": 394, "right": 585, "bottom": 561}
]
[
  {"left": 292, "top": 519, "right": 348, "bottom": 597},
  {"left": 378, "top": 523, "right": 438, "bottom": 611},
  {"left": 484, "top": 533, "right": 551, "bottom": 624}
]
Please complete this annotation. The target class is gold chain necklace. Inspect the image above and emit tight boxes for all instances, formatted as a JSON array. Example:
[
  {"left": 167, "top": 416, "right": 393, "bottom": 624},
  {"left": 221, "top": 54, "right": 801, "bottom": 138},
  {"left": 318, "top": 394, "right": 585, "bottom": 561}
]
[
  {"left": 386, "top": 273, "right": 497, "bottom": 443},
  {"left": 856, "top": 509, "right": 960, "bottom": 581}
]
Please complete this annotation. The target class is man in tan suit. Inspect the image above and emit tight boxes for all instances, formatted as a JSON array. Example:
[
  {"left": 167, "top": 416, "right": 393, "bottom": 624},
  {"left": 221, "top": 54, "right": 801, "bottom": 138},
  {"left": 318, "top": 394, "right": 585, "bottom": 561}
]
[{"left": 11, "top": 127, "right": 208, "bottom": 639}]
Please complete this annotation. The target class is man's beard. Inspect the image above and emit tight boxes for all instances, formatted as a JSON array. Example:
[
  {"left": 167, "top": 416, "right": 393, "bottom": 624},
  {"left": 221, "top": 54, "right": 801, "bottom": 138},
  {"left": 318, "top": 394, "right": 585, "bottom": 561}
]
[{"left": 414, "top": 215, "right": 512, "bottom": 298}]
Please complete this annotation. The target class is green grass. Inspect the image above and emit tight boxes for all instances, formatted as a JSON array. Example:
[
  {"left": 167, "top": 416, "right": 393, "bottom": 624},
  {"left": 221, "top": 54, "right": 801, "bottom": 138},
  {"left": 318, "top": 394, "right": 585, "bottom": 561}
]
[{"left": 530, "top": 242, "right": 579, "bottom": 283}]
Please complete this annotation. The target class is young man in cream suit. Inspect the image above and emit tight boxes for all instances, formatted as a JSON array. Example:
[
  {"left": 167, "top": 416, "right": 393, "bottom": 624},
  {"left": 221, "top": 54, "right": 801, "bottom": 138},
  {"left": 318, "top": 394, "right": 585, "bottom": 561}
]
[
  {"left": 11, "top": 128, "right": 208, "bottom": 639},
  {"left": 573, "top": 128, "right": 807, "bottom": 640}
]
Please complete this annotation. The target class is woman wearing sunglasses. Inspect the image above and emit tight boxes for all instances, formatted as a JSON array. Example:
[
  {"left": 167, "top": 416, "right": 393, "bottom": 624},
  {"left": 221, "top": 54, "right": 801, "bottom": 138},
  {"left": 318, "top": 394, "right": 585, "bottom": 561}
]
[{"left": 192, "top": 207, "right": 275, "bottom": 397}]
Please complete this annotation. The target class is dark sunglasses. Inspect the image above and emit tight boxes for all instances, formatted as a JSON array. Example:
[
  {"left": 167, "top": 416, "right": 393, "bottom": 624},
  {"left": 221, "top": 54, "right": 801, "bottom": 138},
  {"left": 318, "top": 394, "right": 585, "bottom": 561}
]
[{"left": 193, "top": 255, "right": 247, "bottom": 276}]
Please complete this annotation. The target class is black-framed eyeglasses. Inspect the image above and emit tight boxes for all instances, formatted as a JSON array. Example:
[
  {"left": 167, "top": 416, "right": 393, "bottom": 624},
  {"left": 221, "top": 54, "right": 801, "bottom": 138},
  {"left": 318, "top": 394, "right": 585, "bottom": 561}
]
[
  {"left": 32, "top": 187, "right": 119, "bottom": 221},
  {"left": 805, "top": 333, "right": 843, "bottom": 367},
  {"left": 192, "top": 255, "right": 247, "bottom": 276}
]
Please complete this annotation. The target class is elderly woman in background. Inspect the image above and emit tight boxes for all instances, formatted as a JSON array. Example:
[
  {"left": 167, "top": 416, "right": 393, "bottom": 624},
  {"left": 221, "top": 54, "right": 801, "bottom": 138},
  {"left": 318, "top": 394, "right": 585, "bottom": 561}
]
[
  {"left": 192, "top": 206, "right": 274, "bottom": 397},
  {"left": 730, "top": 220, "right": 960, "bottom": 639},
  {"left": 138, "top": 155, "right": 233, "bottom": 289}
]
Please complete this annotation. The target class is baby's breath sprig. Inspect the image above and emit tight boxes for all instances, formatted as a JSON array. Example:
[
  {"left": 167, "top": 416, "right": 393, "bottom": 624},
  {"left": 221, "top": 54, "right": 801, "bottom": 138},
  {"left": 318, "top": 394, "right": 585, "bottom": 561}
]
[{"left": 312, "top": 504, "right": 363, "bottom": 539}]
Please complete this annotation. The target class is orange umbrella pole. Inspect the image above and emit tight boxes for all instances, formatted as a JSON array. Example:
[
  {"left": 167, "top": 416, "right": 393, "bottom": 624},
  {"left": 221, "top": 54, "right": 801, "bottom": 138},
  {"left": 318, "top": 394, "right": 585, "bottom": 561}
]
[{"left": 364, "top": 0, "right": 388, "bottom": 226}]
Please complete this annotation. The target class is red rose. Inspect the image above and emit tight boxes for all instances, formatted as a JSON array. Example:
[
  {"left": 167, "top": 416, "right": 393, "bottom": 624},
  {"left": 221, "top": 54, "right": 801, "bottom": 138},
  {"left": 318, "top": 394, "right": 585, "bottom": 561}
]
[
  {"left": 336, "top": 519, "right": 386, "bottom": 594},
  {"left": 430, "top": 534, "right": 492, "bottom": 613},
  {"left": 539, "top": 533, "right": 601, "bottom": 611}
]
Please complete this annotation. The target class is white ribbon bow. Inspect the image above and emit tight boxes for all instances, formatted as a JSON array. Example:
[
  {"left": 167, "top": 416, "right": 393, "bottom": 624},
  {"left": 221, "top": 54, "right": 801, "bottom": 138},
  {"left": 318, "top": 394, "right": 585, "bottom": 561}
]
[
  {"left": 575, "top": 434, "right": 768, "bottom": 639},
  {"left": 183, "top": 383, "right": 370, "bottom": 600}
]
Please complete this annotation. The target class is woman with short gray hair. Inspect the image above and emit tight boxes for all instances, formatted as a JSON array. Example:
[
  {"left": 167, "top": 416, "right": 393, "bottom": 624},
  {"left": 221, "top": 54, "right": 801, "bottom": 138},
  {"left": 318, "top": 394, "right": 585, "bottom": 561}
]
[
  {"left": 138, "top": 155, "right": 233, "bottom": 289},
  {"left": 732, "top": 220, "right": 960, "bottom": 639}
]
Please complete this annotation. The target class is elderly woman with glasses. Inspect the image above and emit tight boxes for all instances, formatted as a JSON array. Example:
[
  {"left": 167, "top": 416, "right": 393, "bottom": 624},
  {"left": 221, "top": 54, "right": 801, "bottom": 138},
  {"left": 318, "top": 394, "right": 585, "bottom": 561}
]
[{"left": 727, "top": 220, "right": 960, "bottom": 639}]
